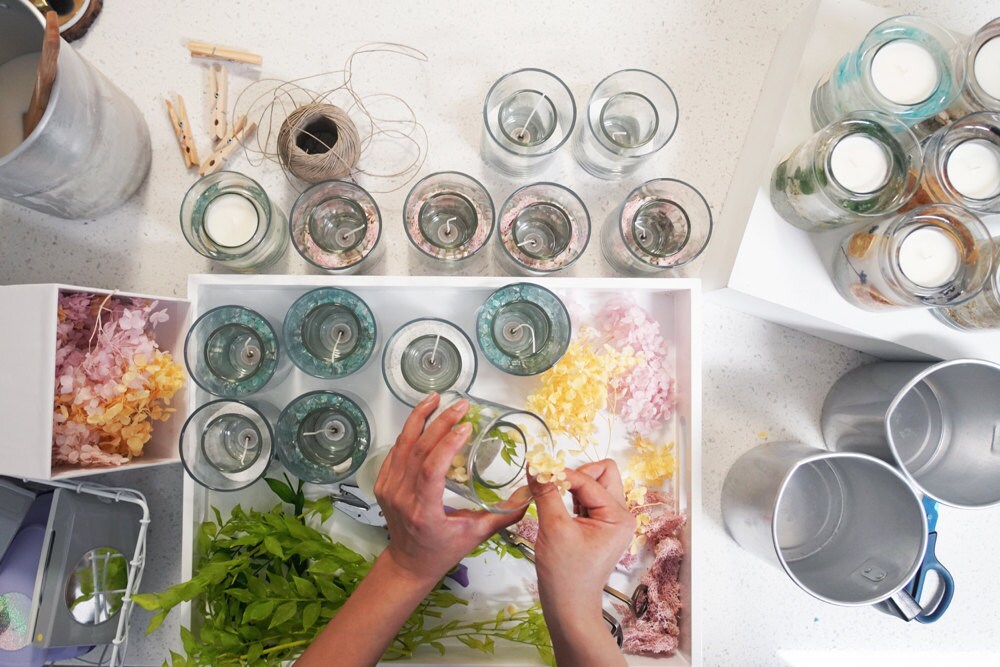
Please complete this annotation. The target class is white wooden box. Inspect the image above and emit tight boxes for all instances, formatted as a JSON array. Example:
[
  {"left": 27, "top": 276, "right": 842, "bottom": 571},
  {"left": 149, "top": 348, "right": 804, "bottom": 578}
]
[
  {"left": 700, "top": 0, "right": 1000, "bottom": 361},
  {"left": 180, "top": 274, "right": 702, "bottom": 666},
  {"left": 0, "top": 283, "right": 189, "bottom": 480}
]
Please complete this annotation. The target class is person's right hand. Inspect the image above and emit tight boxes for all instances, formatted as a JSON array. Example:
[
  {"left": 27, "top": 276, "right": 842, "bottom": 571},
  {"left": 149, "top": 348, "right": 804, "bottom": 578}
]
[{"left": 529, "top": 459, "right": 634, "bottom": 666}]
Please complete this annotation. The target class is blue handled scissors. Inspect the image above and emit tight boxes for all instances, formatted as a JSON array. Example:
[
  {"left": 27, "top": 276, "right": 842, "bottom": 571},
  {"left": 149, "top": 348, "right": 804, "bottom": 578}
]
[{"left": 906, "top": 496, "right": 955, "bottom": 624}]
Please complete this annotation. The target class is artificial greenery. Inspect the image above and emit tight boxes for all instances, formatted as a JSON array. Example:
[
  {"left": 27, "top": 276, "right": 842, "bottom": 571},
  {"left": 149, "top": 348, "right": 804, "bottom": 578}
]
[{"left": 133, "top": 476, "right": 553, "bottom": 666}]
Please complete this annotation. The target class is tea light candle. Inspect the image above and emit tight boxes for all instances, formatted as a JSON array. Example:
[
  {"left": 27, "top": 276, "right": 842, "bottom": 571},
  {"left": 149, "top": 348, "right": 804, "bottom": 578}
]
[
  {"left": 500, "top": 90, "right": 555, "bottom": 146},
  {"left": 975, "top": 37, "right": 1000, "bottom": 100},
  {"left": 829, "top": 134, "right": 890, "bottom": 193},
  {"left": 513, "top": 204, "right": 572, "bottom": 259},
  {"left": 383, "top": 319, "right": 477, "bottom": 406},
  {"left": 870, "top": 40, "right": 940, "bottom": 105},
  {"left": 946, "top": 140, "right": 1000, "bottom": 200},
  {"left": 476, "top": 283, "right": 571, "bottom": 376},
  {"left": 203, "top": 193, "right": 260, "bottom": 247},
  {"left": 898, "top": 226, "right": 960, "bottom": 287}
]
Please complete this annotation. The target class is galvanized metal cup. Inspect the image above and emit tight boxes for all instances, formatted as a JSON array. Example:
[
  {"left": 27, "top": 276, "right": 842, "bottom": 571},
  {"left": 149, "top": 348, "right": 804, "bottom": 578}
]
[
  {"left": 821, "top": 360, "right": 1000, "bottom": 509},
  {"left": 722, "top": 442, "right": 927, "bottom": 616}
]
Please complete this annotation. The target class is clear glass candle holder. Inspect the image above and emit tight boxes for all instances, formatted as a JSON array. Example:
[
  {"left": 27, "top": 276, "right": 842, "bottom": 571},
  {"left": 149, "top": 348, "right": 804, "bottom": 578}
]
[
  {"left": 497, "top": 183, "right": 590, "bottom": 275},
  {"left": 604, "top": 178, "right": 714, "bottom": 274},
  {"left": 905, "top": 112, "right": 1000, "bottom": 215},
  {"left": 832, "top": 203, "right": 993, "bottom": 311},
  {"left": 185, "top": 305, "right": 282, "bottom": 397},
  {"left": 948, "top": 18, "right": 1000, "bottom": 117},
  {"left": 770, "top": 111, "right": 923, "bottom": 231},
  {"left": 811, "top": 16, "right": 964, "bottom": 140},
  {"left": 933, "top": 239, "right": 1000, "bottom": 331},
  {"left": 436, "top": 391, "right": 551, "bottom": 514},
  {"left": 382, "top": 318, "right": 478, "bottom": 407},
  {"left": 276, "top": 390, "right": 373, "bottom": 484},
  {"left": 283, "top": 287, "right": 378, "bottom": 379},
  {"left": 573, "top": 69, "right": 679, "bottom": 180},
  {"left": 179, "top": 400, "right": 274, "bottom": 492},
  {"left": 476, "top": 282, "right": 571, "bottom": 376},
  {"left": 481, "top": 68, "right": 577, "bottom": 177},
  {"left": 180, "top": 171, "right": 289, "bottom": 272},
  {"left": 290, "top": 180, "right": 382, "bottom": 274},
  {"left": 404, "top": 171, "right": 495, "bottom": 270}
]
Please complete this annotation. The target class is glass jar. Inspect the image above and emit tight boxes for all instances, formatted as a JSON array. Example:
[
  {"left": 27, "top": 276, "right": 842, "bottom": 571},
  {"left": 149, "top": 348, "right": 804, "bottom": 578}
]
[
  {"left": 946, "top": 18, "right": 1000, "bottom": 118},
  {"left": 604, "top": 178, "right": 714, "bottom": 273},
  {"left": 770, "top": 111, "right": 923, "bottom": 231},
  {"left": 404, "top": 171, "right": 495, "bottom": 271},
  {"left": 437, "top": 391, "right": 551, "bottom": 514},
  {"left": 290, "top": 180, "right": 382, "bottom": 274},
  {"left": 179, "top": 400, "right": 274, "bottom": 491},
  {"left": 481, "top": 68, "right": 577, "bottom": 177},
  {"left": 497, "top": 183, "right": 590, "bottom": 275},
  {"left": 180, "top": 171, "right": 289, "bottom": 272},
  {"left": 934, "top": 240, "right": 1000, "bottom": 331},
  {"left": 476, "top": 282, "right": 571, "bottom": 376},
  {"left": 283, "top": 287, "right": 378, "bottom": 379},
  {"left": 382, "top": 318, "right": 478, "bottom": 407},
  {"left": 832, "top": 203, "right": 992, "bottom": 311},
  {"left": 811, "top": 16, "right": 964, "bottom": 140},
  {"left": 276, "top": 391, "right": 373, "bottom": 484},
  {"left": 904, "top": 112, "right": 1000, "bottom": 215},
  {"left": 572, "top": 69, "right": 679, "bottom": 180},
  {"left": 185, "top": 305, "right": 282, "bottom": 397}
]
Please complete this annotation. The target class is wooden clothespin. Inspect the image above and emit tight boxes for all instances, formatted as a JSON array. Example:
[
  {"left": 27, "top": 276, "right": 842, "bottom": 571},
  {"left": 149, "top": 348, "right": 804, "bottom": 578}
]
[
  {"left": 188, "top": 40, "right": 262, "bottom": 66},
  {"left": 165, "top": 95, "right": 200, "bottom": 169},
  {"left": 210, "top": 64, "right": 228, "bottom": 142},
  {"left": 199, "top": 115, "right": 255, "bottom": 176}
]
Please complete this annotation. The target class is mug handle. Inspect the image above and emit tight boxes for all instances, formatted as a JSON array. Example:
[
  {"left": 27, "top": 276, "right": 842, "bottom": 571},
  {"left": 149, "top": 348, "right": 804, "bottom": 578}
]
[
  {"left": 910, "top": 532, "right": 956, "bottom": 624},
  {"left": 885, "top": 589, "right": 923, "bottom": 621}
]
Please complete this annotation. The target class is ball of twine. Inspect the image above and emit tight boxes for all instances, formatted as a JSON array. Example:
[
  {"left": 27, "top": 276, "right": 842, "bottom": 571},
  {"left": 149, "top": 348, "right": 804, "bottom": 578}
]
[{"left": 277, "top": 103, "right": 361, "bottom": 184}]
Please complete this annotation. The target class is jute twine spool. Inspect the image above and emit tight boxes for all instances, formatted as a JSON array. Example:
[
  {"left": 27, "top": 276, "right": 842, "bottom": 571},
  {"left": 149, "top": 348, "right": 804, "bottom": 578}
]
[{"left": 277, "top": 103, "right": 361, "bottom": 184}]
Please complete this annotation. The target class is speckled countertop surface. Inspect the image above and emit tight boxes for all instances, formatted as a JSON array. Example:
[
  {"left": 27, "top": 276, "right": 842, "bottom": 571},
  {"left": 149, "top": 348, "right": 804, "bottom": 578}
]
[{"left": 2, "top": 1, "right": 999, "bottom": 665}]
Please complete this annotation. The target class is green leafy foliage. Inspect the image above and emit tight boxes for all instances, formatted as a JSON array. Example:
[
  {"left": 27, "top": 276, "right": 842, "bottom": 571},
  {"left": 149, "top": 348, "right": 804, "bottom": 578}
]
[{"left": 135, "top": 478, "right": 553, "bottom": 666}]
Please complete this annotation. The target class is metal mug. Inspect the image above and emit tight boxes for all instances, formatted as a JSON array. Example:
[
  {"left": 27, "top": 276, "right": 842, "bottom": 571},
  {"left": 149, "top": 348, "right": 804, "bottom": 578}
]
[
  {"left": 0, "top": 0, "right": 151, "bottom": 218},
  {"left": 821, "top": 359, "right": 1000, "bottom": 509},
  {"left": 722, "top": 442, "right": 927, "bottom": 618}
]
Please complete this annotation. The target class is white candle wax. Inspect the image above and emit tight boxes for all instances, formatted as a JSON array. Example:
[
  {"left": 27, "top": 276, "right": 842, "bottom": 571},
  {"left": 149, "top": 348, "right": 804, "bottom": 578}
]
[
  {"left": 829, "top": 134, "right": 890, "bottom": 193},
  {"left": 204, "top": 193, "right": 260, "bottom": 247},
  {"left": 870, "top": 40, "right": 940, "bottom": 106},
  {"left": 898, "top": 226, "right": 960, "bottom": 287},
  {"left": 0, "top": 52, "right": 41, "bottom": 157},
  {"left": 947, "top": 140, "right": 1000, "bottom": 200},
  {"left": 974, "top": 37, "right": 1000, "bottom": 100}
]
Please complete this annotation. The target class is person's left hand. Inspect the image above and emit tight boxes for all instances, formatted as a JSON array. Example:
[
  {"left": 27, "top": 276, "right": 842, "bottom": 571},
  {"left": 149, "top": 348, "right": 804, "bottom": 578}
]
[{"left": 374, "top": 392, "right": 527, "bottom": 587}]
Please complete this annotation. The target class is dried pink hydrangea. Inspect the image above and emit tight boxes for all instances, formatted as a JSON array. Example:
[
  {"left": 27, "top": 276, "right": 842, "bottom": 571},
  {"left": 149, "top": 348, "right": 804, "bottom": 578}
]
[{"left": 597, "top": 298, "right": 676, "bottom": 434}]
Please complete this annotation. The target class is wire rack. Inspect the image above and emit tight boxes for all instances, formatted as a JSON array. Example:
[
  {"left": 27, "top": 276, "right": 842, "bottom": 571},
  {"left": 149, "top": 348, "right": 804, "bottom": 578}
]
[{"left": 20, "top": 477, "right": 151, "bottom": 667}]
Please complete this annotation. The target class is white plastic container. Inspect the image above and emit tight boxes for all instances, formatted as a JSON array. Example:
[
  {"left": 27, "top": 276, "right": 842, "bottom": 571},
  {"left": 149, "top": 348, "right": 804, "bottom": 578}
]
[
  {"left": 179, "top": 274, "right": 702, "bottom": 667},
  {"left": 701, "top": 0, "right": 1000, "bottom": 362}
]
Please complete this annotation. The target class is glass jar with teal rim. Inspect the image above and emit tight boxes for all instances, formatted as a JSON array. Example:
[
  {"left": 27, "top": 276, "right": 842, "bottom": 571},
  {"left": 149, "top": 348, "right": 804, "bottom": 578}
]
[
  {"left": 476, "top": 282, "right": 570, "bottom": 376},
  {"left": 185, "top": 305, "right": 282, "bottom": 397},
  {"left": 276, "top": 391, "right": 373, "bottom": 484},
  {"left": 179, "top": 399, "right": 274, "bottom": 492},
  {"left": 180, "top": 171, "right": 289, "bottom": 272},
  {"left": 810, "top": 16, "right": 964, "bottom": 140},
  {"left": 770, "top": 111, "right": 922, "bottom": 232},
  {"left": 382, "top": 318, "right": 477, "bottom": 407},
  {"left": 289, "top": 180, "right": 383, "bottom": 274},
  {"left": 283, "top": 287, "right": 377, "bottom": 379},
  {"left": 436, "top": 391, "right": 548, "bottom": 513}
]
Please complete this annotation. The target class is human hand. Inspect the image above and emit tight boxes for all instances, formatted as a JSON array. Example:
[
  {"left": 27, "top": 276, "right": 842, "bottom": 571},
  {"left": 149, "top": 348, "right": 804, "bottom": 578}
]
[
  {"left": 374, "top": 392, "right": 526, "bottom": 588},
  {"left": 530, "top": 459, "right": 635, "bottom": 624}
]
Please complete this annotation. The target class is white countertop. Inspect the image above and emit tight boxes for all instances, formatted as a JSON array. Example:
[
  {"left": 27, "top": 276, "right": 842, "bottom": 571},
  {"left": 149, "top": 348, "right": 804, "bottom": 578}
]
[{"left": 2, "top": 1, "right": 999, "bottom": 665}]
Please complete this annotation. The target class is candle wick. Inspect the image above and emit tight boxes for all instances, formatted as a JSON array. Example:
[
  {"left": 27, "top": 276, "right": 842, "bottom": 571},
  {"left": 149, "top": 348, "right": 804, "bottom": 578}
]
[
  {"left": 517, "top": 92, "right": 548, "bottom": 141},
  {"left": 239, "top": 434, "right": 251, "bottom": 465},
  {"left": 430, "top": 334, "right": 441, "bottom": 365},
  {"left": 510, "top": 323, "right": 537, "bottom": 354},
  {"left": 635, "top": 220, "right": 649, "bottom": 242},
  {"left": 341, "top": 224, "right": 367, "bottom": 242},
  {"left": 444, "top": 217, "right": 456, "bottom": 236},
  {"left": 330, "top": 330, "right": 345, "bottom": 363},
  {"left": 242, "top": 336, "right": 256, "bottom": 360},
  {"left": 516, "top": 238, "right": 539, "bottom": 248}
]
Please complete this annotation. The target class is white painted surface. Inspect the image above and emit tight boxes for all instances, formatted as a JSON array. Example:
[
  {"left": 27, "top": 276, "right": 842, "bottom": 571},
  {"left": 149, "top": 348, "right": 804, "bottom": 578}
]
[
  {"left": 870, "top": 40, "right": 940, "bottom": 106},
  {"left": 947, "top": 139, "right": 1000, "bottom": 200},
  {"left": 829, "top": 133, "right": 889, "bottom": 193}
]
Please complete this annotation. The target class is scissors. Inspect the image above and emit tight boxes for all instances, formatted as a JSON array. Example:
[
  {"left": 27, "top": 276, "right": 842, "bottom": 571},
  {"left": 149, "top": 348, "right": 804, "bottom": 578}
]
[
  {"left": 902, "top": 496, "right": 955, "bottom": 624},
  {"left": 499, "top": 528, "right": 648, "bottom": 648}
]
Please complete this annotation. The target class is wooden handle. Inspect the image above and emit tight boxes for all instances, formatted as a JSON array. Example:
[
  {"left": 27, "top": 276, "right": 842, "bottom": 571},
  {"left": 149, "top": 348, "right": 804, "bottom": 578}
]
[{"left": 23, "top": 11, "right": 61, "bottom": 139}]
